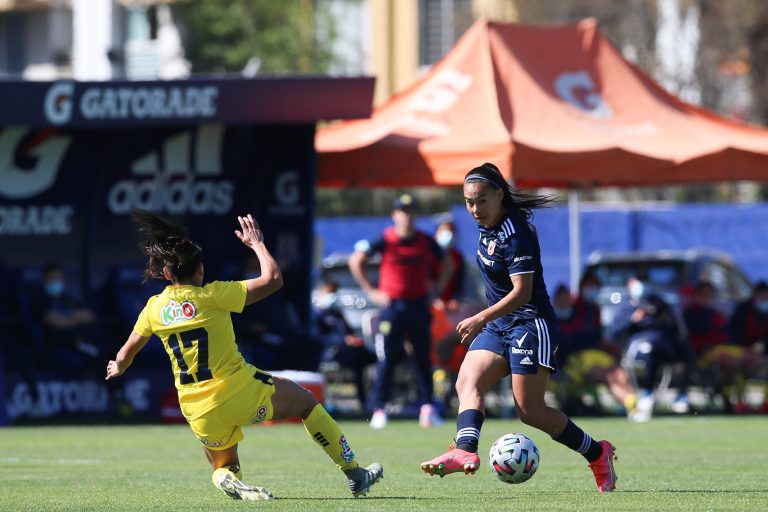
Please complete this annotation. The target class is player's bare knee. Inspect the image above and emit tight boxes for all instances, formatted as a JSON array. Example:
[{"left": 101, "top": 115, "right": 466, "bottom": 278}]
[
  {"left": 298, "top": 386, "right": 319, "bottom": 418},
  {"left": 516, "top": 404, "right": 545, "bottom": 429},
  {"left": 455, "top": 371, "right": 480, "bottom": 396}
]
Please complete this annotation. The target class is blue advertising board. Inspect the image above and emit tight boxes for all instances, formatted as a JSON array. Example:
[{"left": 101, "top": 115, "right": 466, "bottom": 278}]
[{"left": 0, "top": 76, "right": 374, "bottom": 424}]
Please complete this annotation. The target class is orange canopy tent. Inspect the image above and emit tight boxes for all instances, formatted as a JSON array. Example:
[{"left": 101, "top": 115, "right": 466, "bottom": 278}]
[{"left": 316, "top": 18, "right": 768, "bottom": 188}]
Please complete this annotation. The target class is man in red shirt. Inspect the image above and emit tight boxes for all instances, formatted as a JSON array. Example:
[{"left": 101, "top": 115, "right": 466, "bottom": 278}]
[{"left": 349, "top": 194, "right": 452, "bottom": 429}]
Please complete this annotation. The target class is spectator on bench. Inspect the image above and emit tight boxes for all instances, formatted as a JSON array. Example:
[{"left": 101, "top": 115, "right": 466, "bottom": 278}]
[
  {"left": 727, "top": 280, "right": 768, "bottom": 413},
  {"left": 683, "top": 280, "right": 743, "bottom": 411},
  {"left": 551, "top": 278, "right": 637, "bottom": 420},
  {"left": 31, "top": 263, "right": 101, "bottom": 378},
  {"left": 607, "top": 273, "right": 692, "bottom": 422}
]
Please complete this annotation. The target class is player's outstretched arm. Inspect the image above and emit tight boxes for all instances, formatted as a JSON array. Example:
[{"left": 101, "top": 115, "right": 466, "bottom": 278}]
[
  {"left": 235, "top": 214, "right": 283, "bottom": 305},
  {"left": 106, "top": 331, "right": 150, "bottom": 380}
]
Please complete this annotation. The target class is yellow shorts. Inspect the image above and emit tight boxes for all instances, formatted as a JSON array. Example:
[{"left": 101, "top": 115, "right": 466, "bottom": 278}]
[
  {"left": 698, "top": 345, "right": 747, "bottom": 367},
  {"left": 564, "top": 349, "right": 618, "bottom": 386},
  {"left": 187, "top": 369, "right": 276, "bottom": 451}
]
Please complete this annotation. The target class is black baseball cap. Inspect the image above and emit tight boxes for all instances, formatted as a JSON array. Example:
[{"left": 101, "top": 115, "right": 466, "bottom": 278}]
[{"left": 393, "top": 193, "right": 418, "bottom": 211}]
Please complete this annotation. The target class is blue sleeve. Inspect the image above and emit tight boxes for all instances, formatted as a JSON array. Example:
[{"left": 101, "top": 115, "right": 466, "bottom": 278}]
[
  {"left": 355, "top": 236, "right": 385, "bottom": 256},
  {"left": 504, "top": 231, "right": 535, "bottom": 276},
  {"left": 606, "top": 303, "right": 635, "bottom": 342}
]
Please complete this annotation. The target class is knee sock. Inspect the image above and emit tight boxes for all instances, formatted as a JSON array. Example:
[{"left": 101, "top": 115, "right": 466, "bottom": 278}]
[
  {"left": 227, "top": 463, "right": 242, "bottom": 480},
  {"left": 303, "top": 404, "right": 359, "bottom": 471},
  {"left": 623, "top": 392, "right": 637, "bottom": 413},
  {"left": 552, "top": 419, "right": 603, "bottom": 462},
  {"left": 455, "top": 409, "right": 484, "bottom": 453}
]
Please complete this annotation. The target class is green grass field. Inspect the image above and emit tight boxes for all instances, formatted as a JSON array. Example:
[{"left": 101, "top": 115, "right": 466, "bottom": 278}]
[{"left": 1, "top": 416, "right": 766, "bottom": 511}]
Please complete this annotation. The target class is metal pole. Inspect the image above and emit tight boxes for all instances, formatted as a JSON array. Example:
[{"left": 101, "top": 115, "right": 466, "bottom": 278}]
[{"left": 568, "top": 190, "right": 581, "bottom": 292}]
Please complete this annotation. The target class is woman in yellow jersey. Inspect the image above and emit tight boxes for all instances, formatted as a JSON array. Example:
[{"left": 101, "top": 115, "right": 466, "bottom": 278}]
[{"left": 106, "top": 209, "right": 383, "bottom": 500}]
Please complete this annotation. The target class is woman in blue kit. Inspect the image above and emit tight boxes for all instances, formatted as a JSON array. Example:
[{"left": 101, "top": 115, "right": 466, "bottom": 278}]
[{"left": 420, "top": 163, "right": 618, "bottom": 492}]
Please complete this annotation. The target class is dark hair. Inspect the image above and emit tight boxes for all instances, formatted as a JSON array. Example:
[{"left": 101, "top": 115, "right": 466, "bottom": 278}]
[
  {"left": 130, "top": 208, "right": 203, "bottom": 282},
  {"left": 579, "top": 273, "right": 599, "bottom": 289},
  {"left": 321, "top": 278, "right": 339, "bottom": 293},
  {"left": 436, "top": 219, "right": 455, "bottom": 231},
  {"left": 754, "top": 281, "right": 768, "bottom": 295},
  {"left": 464, "top": 163, "right": 555, "bottom": 219}
]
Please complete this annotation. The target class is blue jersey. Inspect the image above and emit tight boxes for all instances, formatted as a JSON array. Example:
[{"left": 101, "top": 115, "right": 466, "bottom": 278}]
[{"left": 475, "top": 208, "right": 555, "bottom": 330}]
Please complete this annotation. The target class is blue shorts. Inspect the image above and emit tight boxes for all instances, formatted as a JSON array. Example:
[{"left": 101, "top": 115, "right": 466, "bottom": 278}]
[{"left": 468, "top": 318, "right": 559, "bottom": 374}]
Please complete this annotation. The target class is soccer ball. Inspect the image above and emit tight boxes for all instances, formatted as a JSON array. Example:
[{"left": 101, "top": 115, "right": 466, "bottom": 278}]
[{"left": 489, "top": 432, "right": 540, "bottom": 484}]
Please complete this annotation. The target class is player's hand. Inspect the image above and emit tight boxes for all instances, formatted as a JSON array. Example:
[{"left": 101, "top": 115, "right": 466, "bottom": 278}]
[
  {"left": 457, "top": 314, "right": 485, "bottom": 345},
  {"left": 431, "top": 298, "right": 446, "bottom": 310},
  {"left": 105, "top": 360, "right": 123, "bottom": 380},
  {"left": 630, "top": 308, "right": 647, "bottom": 323},
  {"left": 235, "top": 214, "right": 265, "bottom": 248},
  {"left": 367, "top": 289, "right": 391, "bottom": 307}
]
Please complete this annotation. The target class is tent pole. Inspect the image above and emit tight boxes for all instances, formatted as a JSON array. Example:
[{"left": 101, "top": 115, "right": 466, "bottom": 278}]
[{"left": 568, "top": 189, "right": 581, "bottom": 292}]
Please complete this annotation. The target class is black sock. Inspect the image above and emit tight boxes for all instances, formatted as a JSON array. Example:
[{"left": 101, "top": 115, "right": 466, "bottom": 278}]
[
  {"left": 552, "top": 419, "right": 603, "bottom": 462},
  {"left": 455, "top": 409, "right": 484, "bottom": 453}
]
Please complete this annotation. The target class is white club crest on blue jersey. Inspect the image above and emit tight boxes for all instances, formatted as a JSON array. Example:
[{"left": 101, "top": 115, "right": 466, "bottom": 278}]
[{"left": 488, "top": 240, "right": 496, "bottom": 255}]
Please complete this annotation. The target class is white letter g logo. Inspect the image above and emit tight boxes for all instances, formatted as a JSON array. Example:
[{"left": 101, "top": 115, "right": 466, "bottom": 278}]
[{"left": 44, "top": 82, "right": 74, "bottom": 125}]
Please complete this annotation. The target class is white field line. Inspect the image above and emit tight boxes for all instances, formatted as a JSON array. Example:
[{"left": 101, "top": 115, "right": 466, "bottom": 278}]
[{"left": 0, "top": 458, "right": 102, "bottom": 465}]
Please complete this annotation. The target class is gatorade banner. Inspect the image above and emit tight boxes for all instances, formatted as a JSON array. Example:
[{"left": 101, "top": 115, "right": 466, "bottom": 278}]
[
  {"left": 0, "top": 76, "right": 374, "bottom": 425},
  {"left": 0, "top": 123, "right": 315, "bottom": 320}
]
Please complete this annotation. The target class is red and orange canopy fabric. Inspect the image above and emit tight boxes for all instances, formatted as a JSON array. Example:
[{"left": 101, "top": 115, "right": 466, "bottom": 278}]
[{"left": 317, "top": 18, "right": 768, "bottom": 188}]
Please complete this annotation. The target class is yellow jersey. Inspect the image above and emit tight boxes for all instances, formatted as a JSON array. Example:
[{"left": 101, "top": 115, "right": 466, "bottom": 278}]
[{"left": 133, "top": 280, "right": 254, "bottom": 420}]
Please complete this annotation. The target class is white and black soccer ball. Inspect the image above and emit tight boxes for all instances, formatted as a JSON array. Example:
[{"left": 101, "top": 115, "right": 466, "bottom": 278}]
[{"left": 489, "top": 432, "right": 540, "bottom": 484}]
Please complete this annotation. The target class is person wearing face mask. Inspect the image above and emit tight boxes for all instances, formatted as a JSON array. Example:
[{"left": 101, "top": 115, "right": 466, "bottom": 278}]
[
  {"left": 727, "top": 280, "right": 768, "bottom": 413},
  {"left": 607, "top": 272, "right": 691, "bottom": 422},
  {"left": 31, "top": 263, "right": 101, "bottom": 377},
  {"left": 551, "top": 278, "right": 637, "bottom": 419},
  {"left": 349, "top": 194, "right": 453, "bottom": 429},
  {"left": 433, "top": 220, "right": 465, "bottom": 310},
  {"left": 429, "top": 219, "right": 471, "bottom": 412}
]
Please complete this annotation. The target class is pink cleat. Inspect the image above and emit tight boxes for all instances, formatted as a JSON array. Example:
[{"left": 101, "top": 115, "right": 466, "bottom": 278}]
[
  {"left": 588, "top": 440, "right": 618, "bottom": 492},
  {"left": 421, "top": 445, "right": 480, "bottom": 477}
]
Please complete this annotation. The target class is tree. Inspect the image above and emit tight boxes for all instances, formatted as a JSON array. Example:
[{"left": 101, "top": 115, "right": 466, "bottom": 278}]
[
  {"left": 172, "top": 0, "right": 338, "bottom": 74},
  {"left": 749, "top": 3, "right": 768, "bottom": 125}
]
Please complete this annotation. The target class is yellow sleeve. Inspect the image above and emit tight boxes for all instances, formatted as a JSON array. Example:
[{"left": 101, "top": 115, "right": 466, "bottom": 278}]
[
  {"left": 208, "top": 280, "right": 247, "bottom": 313},
  {"left": 133, "top": 302, "right": 154, "bottom": 337}
]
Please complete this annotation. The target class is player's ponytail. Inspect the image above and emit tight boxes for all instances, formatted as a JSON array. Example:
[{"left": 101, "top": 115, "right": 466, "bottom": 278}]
[
  {"left": 464, "top": 163, "right": 555, "bottom": 219},
  {"left": 130, "top": 208, "right": 203, "bottom": 283}
]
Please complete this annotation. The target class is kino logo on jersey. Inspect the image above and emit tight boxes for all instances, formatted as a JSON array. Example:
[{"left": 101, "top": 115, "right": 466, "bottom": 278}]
[{"left": 161, "top": 300, "right": 197, "bottom": 325}]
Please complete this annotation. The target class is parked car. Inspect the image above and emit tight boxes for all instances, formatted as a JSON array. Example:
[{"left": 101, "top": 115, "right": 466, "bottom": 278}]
[
  {"left": 584, "top": 248, "right": 753, "bottom": 329},
  {"left": 312, "top": 252, "right": 381, "bottom": 333},
  {"left": 312, "top": 252, "right": 486, "bottom": 334}
]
